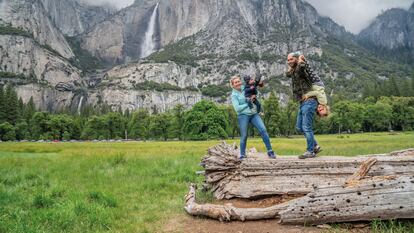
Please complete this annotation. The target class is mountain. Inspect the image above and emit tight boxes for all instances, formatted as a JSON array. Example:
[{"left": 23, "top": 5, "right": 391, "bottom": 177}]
[
  {"left": 0, "top": 0, "right": 86, "bottom": 111},
  {"left": 82, "top": 0, "right": 350, "bottom": 64},
  {"left": 358, "top": 3, "right": 414, "bottom": 63},
  {"left": 1, "top": 0, "right": 412, "bottom": 113},
  {"left": 39, "top": 0, "right": 115, "bottom": 37},
  {"left": 78, "top": 0, "right": 361, "bottom": 111}
]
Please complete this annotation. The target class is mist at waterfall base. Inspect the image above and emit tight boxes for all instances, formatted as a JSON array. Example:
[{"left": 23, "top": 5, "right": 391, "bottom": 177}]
[{"left": 140, "top": 3, "right": 159, "bottom": 58}]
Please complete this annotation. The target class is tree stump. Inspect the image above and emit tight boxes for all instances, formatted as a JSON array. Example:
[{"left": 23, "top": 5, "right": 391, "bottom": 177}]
[{"left": 185, "top": 142, "right": 414, "bottom": 224}]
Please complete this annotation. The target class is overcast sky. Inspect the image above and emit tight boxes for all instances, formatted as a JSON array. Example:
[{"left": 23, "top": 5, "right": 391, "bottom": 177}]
[
  {"left": 306, "top": 0, "right": 413, "bottom": 33},
  {"left": 82, "top": 0, "right": 414, "bottom": 34},
  {"left": 81, "top": 0, "right": 134, "bottom": 9}
]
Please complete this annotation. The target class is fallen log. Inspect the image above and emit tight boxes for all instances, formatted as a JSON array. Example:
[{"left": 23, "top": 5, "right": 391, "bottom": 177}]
[
  {"left": 184, "top": 143, "right": 414, "bottom": 224},
  {"left": 184, "top": 183, "right": 287, "bottom": 221},
  {"left": 184, "top": 175, "right": 414, "bottom": 224},
  {"left": 279, "top": 175, "right": 414, "bottom": 225},
  {"left": 202, "top": 142, "right": 414, "bottom": 199}
]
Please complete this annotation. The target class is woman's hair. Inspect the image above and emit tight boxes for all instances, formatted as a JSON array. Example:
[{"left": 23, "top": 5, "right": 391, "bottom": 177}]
[
  {"left": 229, "top": 76, "right": 240, "bottom": 87},
  {"left": 289, "top": 51, "right": 302, "bottom": 58}
]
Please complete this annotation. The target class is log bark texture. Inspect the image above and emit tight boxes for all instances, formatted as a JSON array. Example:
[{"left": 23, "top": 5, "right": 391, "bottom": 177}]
[
  {"left": 279, "top": 175, "right": 414, "bottom": 225},
  {"left": 184, "top": 184, "right": 287, "bottom": 221},
  {"left": 201, "top": 142, "right": 414, "bottom": 199},
  {"left": 185, "top": 175, "right": 414, "bottom": 224},
  {"left": 184, "top": 143, "right": 414, "bottom": 224}
]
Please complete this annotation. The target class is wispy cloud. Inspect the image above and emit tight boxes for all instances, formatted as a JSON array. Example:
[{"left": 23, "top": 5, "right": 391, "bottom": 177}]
[
  {"left": 80, "top": 0, "right": 134, "bottom": 9},
  {"left": 305, "top": 0, "right": 414, "bottom": 34},
  {"left": 79, "top": 0, "right": 414, "bottom": 33}
]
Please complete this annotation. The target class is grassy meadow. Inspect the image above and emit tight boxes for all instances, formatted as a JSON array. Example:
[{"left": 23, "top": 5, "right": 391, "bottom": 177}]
[{"left": 0, "top": 132, "right": 414, "bottom": 233}]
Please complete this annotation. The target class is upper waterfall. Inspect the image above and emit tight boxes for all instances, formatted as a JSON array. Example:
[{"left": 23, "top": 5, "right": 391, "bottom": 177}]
[{"left": 140, "top": 3, "right": 159, "bottom": 58}]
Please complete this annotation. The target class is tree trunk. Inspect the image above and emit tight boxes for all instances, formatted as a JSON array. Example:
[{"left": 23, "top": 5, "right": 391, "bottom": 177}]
[
  {"left": 185, "top": 142, "right": 414, "bottom": 224},
  {"left": 279, "top": 175, "right": 414, "bottom": 225},
  {"left": 185, "top": 175, "right": 414, "bottom": 224},
  {"left": 201, "top": 142, "right": 414, "bottom": 199}
]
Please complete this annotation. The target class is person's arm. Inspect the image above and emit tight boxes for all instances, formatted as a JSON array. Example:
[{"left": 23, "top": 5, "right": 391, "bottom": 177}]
[
  {"left": 303, "top": 89, "right": 318, "bottom": 99},
  {"left": 231, "top": 94, "right": 249, "bottom": 112},
  {"left": 297, "top": 61, "right": 307, "bottom": 77}
]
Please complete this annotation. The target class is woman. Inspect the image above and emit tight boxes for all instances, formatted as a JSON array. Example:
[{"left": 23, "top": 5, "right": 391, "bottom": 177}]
[{"left": 230, "top": 76, "right": 276, "bottom": 160}]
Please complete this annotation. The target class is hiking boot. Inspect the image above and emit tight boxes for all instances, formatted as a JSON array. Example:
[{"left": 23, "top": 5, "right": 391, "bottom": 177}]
[
  {"left": 298, "top": 151, "right": 316, "bottom": 159},
  {"left": 268, "top": 150, "right": 277, "bottom": 159},
  {"left": 313, "top": 145, "right": 322, "bottom": 155}
]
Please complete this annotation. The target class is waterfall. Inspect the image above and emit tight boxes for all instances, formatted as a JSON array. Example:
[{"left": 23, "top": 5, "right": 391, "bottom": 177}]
[
  {"left": 77, "top": 96, "right": 84, "bottom": 115},
  {"left": 140, "top": 3, "right": 159, "bottom": 58}
]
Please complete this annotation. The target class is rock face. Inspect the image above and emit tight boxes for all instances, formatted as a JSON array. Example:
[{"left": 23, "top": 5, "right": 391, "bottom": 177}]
[
  {"left": 88, "top": 89, "right": 202, "bottom": 113},
  {"left": 0, "top": 35, "right": 81, "bottom": 86},
  {"left": 0, "top": 0, "right": 74, "bottom": 59},
  {"left": 2, "top": 0, "right": 412, "bottom": 113},
  {"left": 358, "top": 4, "right": 414, "bottom": 60},
  {"left": 0, "top": 0, "right": 84, "bottom": 112},
  {"left": 39, "top": 0, "right": 115, "bottom": 37},
  {"left": 82, "top": 0, "right": 348, "bottom": 64},
  {"left": 78, "top": 0, "right": 349, "bottom": 112}
]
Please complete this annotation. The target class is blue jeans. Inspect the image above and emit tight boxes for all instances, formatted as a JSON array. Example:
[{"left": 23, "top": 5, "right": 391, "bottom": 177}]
[
  {"left": 238, "top": 113, "right": 273, "bottom": 156},
  {"left": 296, "top": 99, "right": 318, "bottom": 152}
]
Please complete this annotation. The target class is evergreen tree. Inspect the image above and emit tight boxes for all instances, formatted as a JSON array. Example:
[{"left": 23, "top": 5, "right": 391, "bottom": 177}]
[
  {"left": 172, "top": 104, "right": 185, "bottom": 140},
  {"left": 150, "top": 113, "right": 173, "bottom": 141},
  {"left": 411, "top": 73, "right": 414, "bottom": 96},
  {"left": 4, "top": 85, "right": 19, "bottom": 125},
  {"left": 25, "top": 97, "right": 36, "bottom": 122},
  {"left": 18, "top": 98, "right": 24, "bottom": 119},
  {"left": 263, "top": 92, "right": 282, "bottom": 137},
  {"left": 128, "top": 109, "right": 150, "bottom": 140},
  {"left": 0, "top": 87, "right": 5, "bottom": 123},
  {"left": 106, "top": 112, "right": 125, "bottom": 139},
  {"left": 223, "top": 105, "right": 238, "bottom": 139},
  {"left": 15, "top": 121, "right": 29, "bottom": 140},
  {"left": 183, "top": 100, "right": 228, "bottom": 140},
  {"left": 30, "top": 112, "right": 50, "bottom": 140},
  {"left": 279, "top": 100, "right": 298, "bottom": 136},
  {"left": 0, "top": 122, "right": 16, "bottom": 141}
]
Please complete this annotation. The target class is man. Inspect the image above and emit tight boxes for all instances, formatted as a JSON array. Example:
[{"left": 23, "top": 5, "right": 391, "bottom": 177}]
[{"left": 286, "top": 52, "right": 322, "bottom": 159}]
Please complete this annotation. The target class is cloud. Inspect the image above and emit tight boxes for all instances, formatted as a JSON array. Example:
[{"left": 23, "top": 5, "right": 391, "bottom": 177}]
[
  {"left": 79, "top": 0, "right": 414, "bottom": 33},
  {"left": 80, "top": 0, "right": 135, "bottom": 9},
  {"left": 305, "top": 0, "right": 414, "bottom": 34}
]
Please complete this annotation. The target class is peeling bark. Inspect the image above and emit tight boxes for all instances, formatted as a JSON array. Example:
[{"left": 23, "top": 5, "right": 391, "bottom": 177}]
[
  {"left": 184, "top": 143, "right": 414, "bottom": 224},
  {"left": 279, "top": 175, "right": 414, "bottom": 225},
  {"left": 201, "top": 142, "right": 414, "bottom": 199}
]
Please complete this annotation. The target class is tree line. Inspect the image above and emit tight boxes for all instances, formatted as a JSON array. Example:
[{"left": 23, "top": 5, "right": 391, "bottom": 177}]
[{"left": 0, "top": 85, "right": 413, "bottom": 141}]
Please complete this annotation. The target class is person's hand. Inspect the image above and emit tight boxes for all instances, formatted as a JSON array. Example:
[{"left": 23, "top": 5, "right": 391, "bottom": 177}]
[
  {"left": 299, "top": 55, "right": 306, "bottom": 63},
  {"left": 251, "top": 95, "right": 256, "bottom": 101},
  {"left": 302, "top": 95, "right": 309, "bottom": 101},
  {"left": 258, "top": 80, "right": 264, "bottom": 87}
]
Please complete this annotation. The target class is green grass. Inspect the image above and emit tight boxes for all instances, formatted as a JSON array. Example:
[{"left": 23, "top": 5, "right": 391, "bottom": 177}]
[{"left": 0, "top": 132, "right": 413, "bottom": 232}]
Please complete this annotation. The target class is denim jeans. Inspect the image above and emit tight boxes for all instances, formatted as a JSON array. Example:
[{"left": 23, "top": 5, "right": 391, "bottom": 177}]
[
  {"left": 238, "top": 113, "right": 273, "bottom": 156},
  {"left": 296, "top": 99, "right": 318, "bottom": 152}
]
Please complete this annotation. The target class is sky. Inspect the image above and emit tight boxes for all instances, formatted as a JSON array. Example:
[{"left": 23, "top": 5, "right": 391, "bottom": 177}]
[
  {"left": 81, "top": 0, "right": 134, "bottom": 9},
  {"left": 81, "top": 0, "right": 414, "bottom": 34},
  {"left": 305, "top": 0, "right": 414, "bottom": 33}
]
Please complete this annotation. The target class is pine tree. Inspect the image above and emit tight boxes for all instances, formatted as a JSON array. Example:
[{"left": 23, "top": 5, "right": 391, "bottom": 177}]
[
  {"left": 389, "top": 76, "right": 401, "bottom": 97},
  {"left": 263, "top": 92, "right": 282, "bottom": 137},
  {"left": 411, "top": 73, "right": 414, "bottom": 96},
  {"left": 18, "top": 98, "right": 24, "bottom": 120},
  {"left": 5, "top": 85, "right": 19, "bottom": 125},
  {"left": 172, "top": 104, "right": 185, "bottom": 140},
  {"left": 0, "top": 87, "right": 5, "bottom": 123},
  {"left": 25, "top": 97, "right": 36, "bottom": 122}
]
